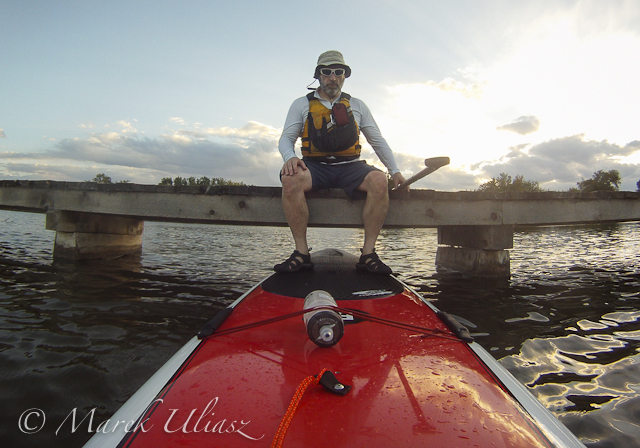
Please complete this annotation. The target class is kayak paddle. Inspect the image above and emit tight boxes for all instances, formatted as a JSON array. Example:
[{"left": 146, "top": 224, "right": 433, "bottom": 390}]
[{"left": 396, "top": 156, "right": 450, "bottom": 190}]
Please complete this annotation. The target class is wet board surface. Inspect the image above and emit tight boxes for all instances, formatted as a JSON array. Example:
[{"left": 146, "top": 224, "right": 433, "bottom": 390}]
[{"left": 95, "top": 250, "right": 567, "bottom": 448}]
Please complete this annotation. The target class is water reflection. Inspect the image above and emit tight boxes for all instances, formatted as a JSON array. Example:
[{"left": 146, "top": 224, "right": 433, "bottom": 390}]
[
  {"left": 423, "top": 223, "right": 640, "bottom": 448},
  {"left": 1, "top": 211, "right": 639, "bottom": 447},
  {"left": 0, "top": 221, "right": 232, "bottom": 447}
]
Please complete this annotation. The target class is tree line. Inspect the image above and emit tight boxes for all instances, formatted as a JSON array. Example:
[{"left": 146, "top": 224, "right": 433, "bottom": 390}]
[
  {"left": 87, "top": 174, "right": 245, "bottom": 187},
  {"left": 158, "top": 176, "right": 245, "bottom": 187},
  {"left": 88, "top": 173, "right": 130, "bottom": 184},
  {"left": 87, "top": 171, "right": 639, "bottom": 192},
  {"left": 478, "top": 170, "right": 640, "bottom": 193}
]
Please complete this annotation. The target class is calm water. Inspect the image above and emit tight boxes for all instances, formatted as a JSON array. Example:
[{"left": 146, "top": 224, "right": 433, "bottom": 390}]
[{"left": 1, "top": 209, "right": 639, "bottom": 447}]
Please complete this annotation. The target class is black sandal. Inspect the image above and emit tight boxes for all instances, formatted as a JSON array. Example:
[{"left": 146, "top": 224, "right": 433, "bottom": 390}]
[
  {"left": 356, "top": 251, "right": 393, "bottom": 275},
  {"left": 274, "top": 250, "right": 314, "bottom": 273}
]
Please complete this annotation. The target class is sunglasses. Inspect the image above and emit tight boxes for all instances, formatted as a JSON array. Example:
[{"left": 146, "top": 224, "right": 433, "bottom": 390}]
[{"left": 319, "top": 68, "right": 346, "bottom": 77}]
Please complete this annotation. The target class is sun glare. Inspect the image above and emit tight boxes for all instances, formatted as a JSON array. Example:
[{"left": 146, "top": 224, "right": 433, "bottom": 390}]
[{"left": 377, "top": 18, "right": 640, "bottom": 176}]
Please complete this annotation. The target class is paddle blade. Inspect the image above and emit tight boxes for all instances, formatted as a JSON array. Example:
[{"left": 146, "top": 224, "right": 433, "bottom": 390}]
[
  {"left": 395, "top": 156, "right": 450, "bottom": 190},
  {"left": 424, "top": 156, "right": 450, "bottom": 169}
]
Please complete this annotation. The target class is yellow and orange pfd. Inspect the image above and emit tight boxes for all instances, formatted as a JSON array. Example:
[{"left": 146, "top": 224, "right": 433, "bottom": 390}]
[{"left": 301, "top": 92, "right": 362, "bottom": 162}]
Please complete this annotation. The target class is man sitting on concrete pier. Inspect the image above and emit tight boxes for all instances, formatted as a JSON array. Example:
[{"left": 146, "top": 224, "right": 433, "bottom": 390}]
[{"left": 275, "top": 50, "right": 407, "bottom": 275}]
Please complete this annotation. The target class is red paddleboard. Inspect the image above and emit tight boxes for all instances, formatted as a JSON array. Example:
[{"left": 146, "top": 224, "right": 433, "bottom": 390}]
[{"left": 84, "top": 249, "right": 585, "bottom": 448}]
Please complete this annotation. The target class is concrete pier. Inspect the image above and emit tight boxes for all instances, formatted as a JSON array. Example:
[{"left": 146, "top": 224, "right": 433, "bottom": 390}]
[
  {"left": 46, "top": 211, "right": 144, "bottom": 260},
  {"left": 436, "top": 226, "right": 513, "bottom": 277},
  {"left": 2, "top": 180, "right": 640, "bottom": 276}
]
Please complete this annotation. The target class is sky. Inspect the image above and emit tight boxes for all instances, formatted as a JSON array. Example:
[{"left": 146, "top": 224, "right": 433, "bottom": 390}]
[{"left": 2, "top": 0, "right": 640, "bottom": 191}]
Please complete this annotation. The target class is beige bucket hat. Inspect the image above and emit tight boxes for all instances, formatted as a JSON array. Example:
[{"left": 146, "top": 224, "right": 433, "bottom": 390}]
[{"left": 314, "top": 50, "right": 352, "bottom": 78}]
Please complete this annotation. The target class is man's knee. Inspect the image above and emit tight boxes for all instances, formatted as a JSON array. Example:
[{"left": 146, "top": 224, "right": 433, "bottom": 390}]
[
  {"left": 365, "top": 171, "right": 389, "bottom": 196},
  {"left": 281, "top": 171, "right": 311, "bottom": 196}
]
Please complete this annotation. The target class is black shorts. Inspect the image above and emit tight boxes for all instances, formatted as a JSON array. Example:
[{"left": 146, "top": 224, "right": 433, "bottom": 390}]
[{"left": 304, "top": 159, "right": 382, "bottom": 198}]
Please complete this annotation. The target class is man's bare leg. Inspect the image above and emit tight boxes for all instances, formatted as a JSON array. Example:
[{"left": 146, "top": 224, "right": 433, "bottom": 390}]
[
  {"left": 281, "top": 168, "right": 313, "bottom": 255},
  {"left": 357, "top": 170, "right": 390, "bottom": 255}
]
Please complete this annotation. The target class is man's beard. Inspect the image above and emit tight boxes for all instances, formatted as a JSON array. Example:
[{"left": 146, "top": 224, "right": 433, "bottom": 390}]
[{"left": 320, "top": 80, "right": 341, "bottom": 98}]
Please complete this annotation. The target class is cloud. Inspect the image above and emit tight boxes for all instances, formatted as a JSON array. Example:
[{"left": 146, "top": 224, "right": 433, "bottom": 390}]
[
  {"left": 0, "top": 161, "right": 162, "bottom": 184},
  {"left": 474, "top": 134, "right": 640, "bottom": 190},
  {"left": 116, "top": 120, "right": 138, "bottom": 134},
  {"left": 0, "top": 120, "right": 284, "bottom": 186},
  {"left": 376, "top": 12, "right": 640, "bottom": 179},
  {"left": 169, "top": 117, "right": 186, "bottom": 125},
  {"left": 497, "top": 116, "right": 541, "bottom": 135},
  {"left": 424, "top": 76, "right": 486, "bottom": 100},
  {"left": 1, "top": 120, "right": 638, "bottom": 192}
]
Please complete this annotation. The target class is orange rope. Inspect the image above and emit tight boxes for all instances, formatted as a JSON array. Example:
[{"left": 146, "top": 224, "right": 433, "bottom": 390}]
[{"left": 271, "top": 368, "right": 330, "bottom": 448}]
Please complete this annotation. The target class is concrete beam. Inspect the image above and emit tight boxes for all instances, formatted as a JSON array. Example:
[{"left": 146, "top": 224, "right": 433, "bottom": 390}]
[
  {"left": 2, "top": 180, "right": 640, "bottom": 275},
  {"left": 436, "top": 247, "right": 511, "bottom": 278},
  {"left": 436, "top": 226, "right": 514, "bottom": 278},
  {"left": 438, "top": 225, "right": 514, "bottom": 250},
  {"left": 2, "top": 181, "right": 640, "bottom": 227},
  {"left": 46, "top": 210, "right": 144, "bottom": 234},
  {"left": 46, "top": 211, "right": 143, "bottom": 260}
]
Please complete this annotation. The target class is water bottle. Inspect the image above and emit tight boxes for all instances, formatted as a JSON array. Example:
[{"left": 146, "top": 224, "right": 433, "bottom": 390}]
[{"left": 303, "top": 290, "right": 344, "bottom": 347}]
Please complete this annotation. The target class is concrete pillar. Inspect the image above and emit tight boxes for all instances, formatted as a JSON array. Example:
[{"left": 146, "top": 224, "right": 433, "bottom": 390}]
[
  {"left": 435, "top": 225, "right": 513, "bottom": 278},
  {"left": 46, "top": 211, "right": 144, "bottom": 260}
]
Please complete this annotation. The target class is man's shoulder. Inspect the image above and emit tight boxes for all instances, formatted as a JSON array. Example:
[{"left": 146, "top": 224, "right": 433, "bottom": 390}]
[
  {"left": 292, "top": 94, "right": 309, "bottom": 102},
  {"left": 286, "top": 95, "right": 310, "bottom": 116}
]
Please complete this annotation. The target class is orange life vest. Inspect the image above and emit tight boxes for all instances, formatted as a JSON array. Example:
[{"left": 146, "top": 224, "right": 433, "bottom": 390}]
[{"left": 301, "top": 92, "right": 361, "bottom": 162}]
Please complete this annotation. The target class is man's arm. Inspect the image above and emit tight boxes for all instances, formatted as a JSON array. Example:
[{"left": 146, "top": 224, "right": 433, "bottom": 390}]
[
  {"left": 278, "top": 97, "right": 310, "bottom": 176},
  {"left": 351, "top": 98, "right": 407, "bottom": 189},
  {"left": 351, "top": 98, "right": 400, "bottom": 175},
  {"left": 278, "top": 97, "right": 308, "bottom": 164}
]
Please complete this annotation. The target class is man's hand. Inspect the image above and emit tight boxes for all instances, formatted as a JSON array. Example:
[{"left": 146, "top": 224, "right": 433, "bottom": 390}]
[
  {"left": 392, "top": 172, "right": 409, "bottom": 191},
  {"left": 281, "top": 157, "right": 308, "bottom": 176}
]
